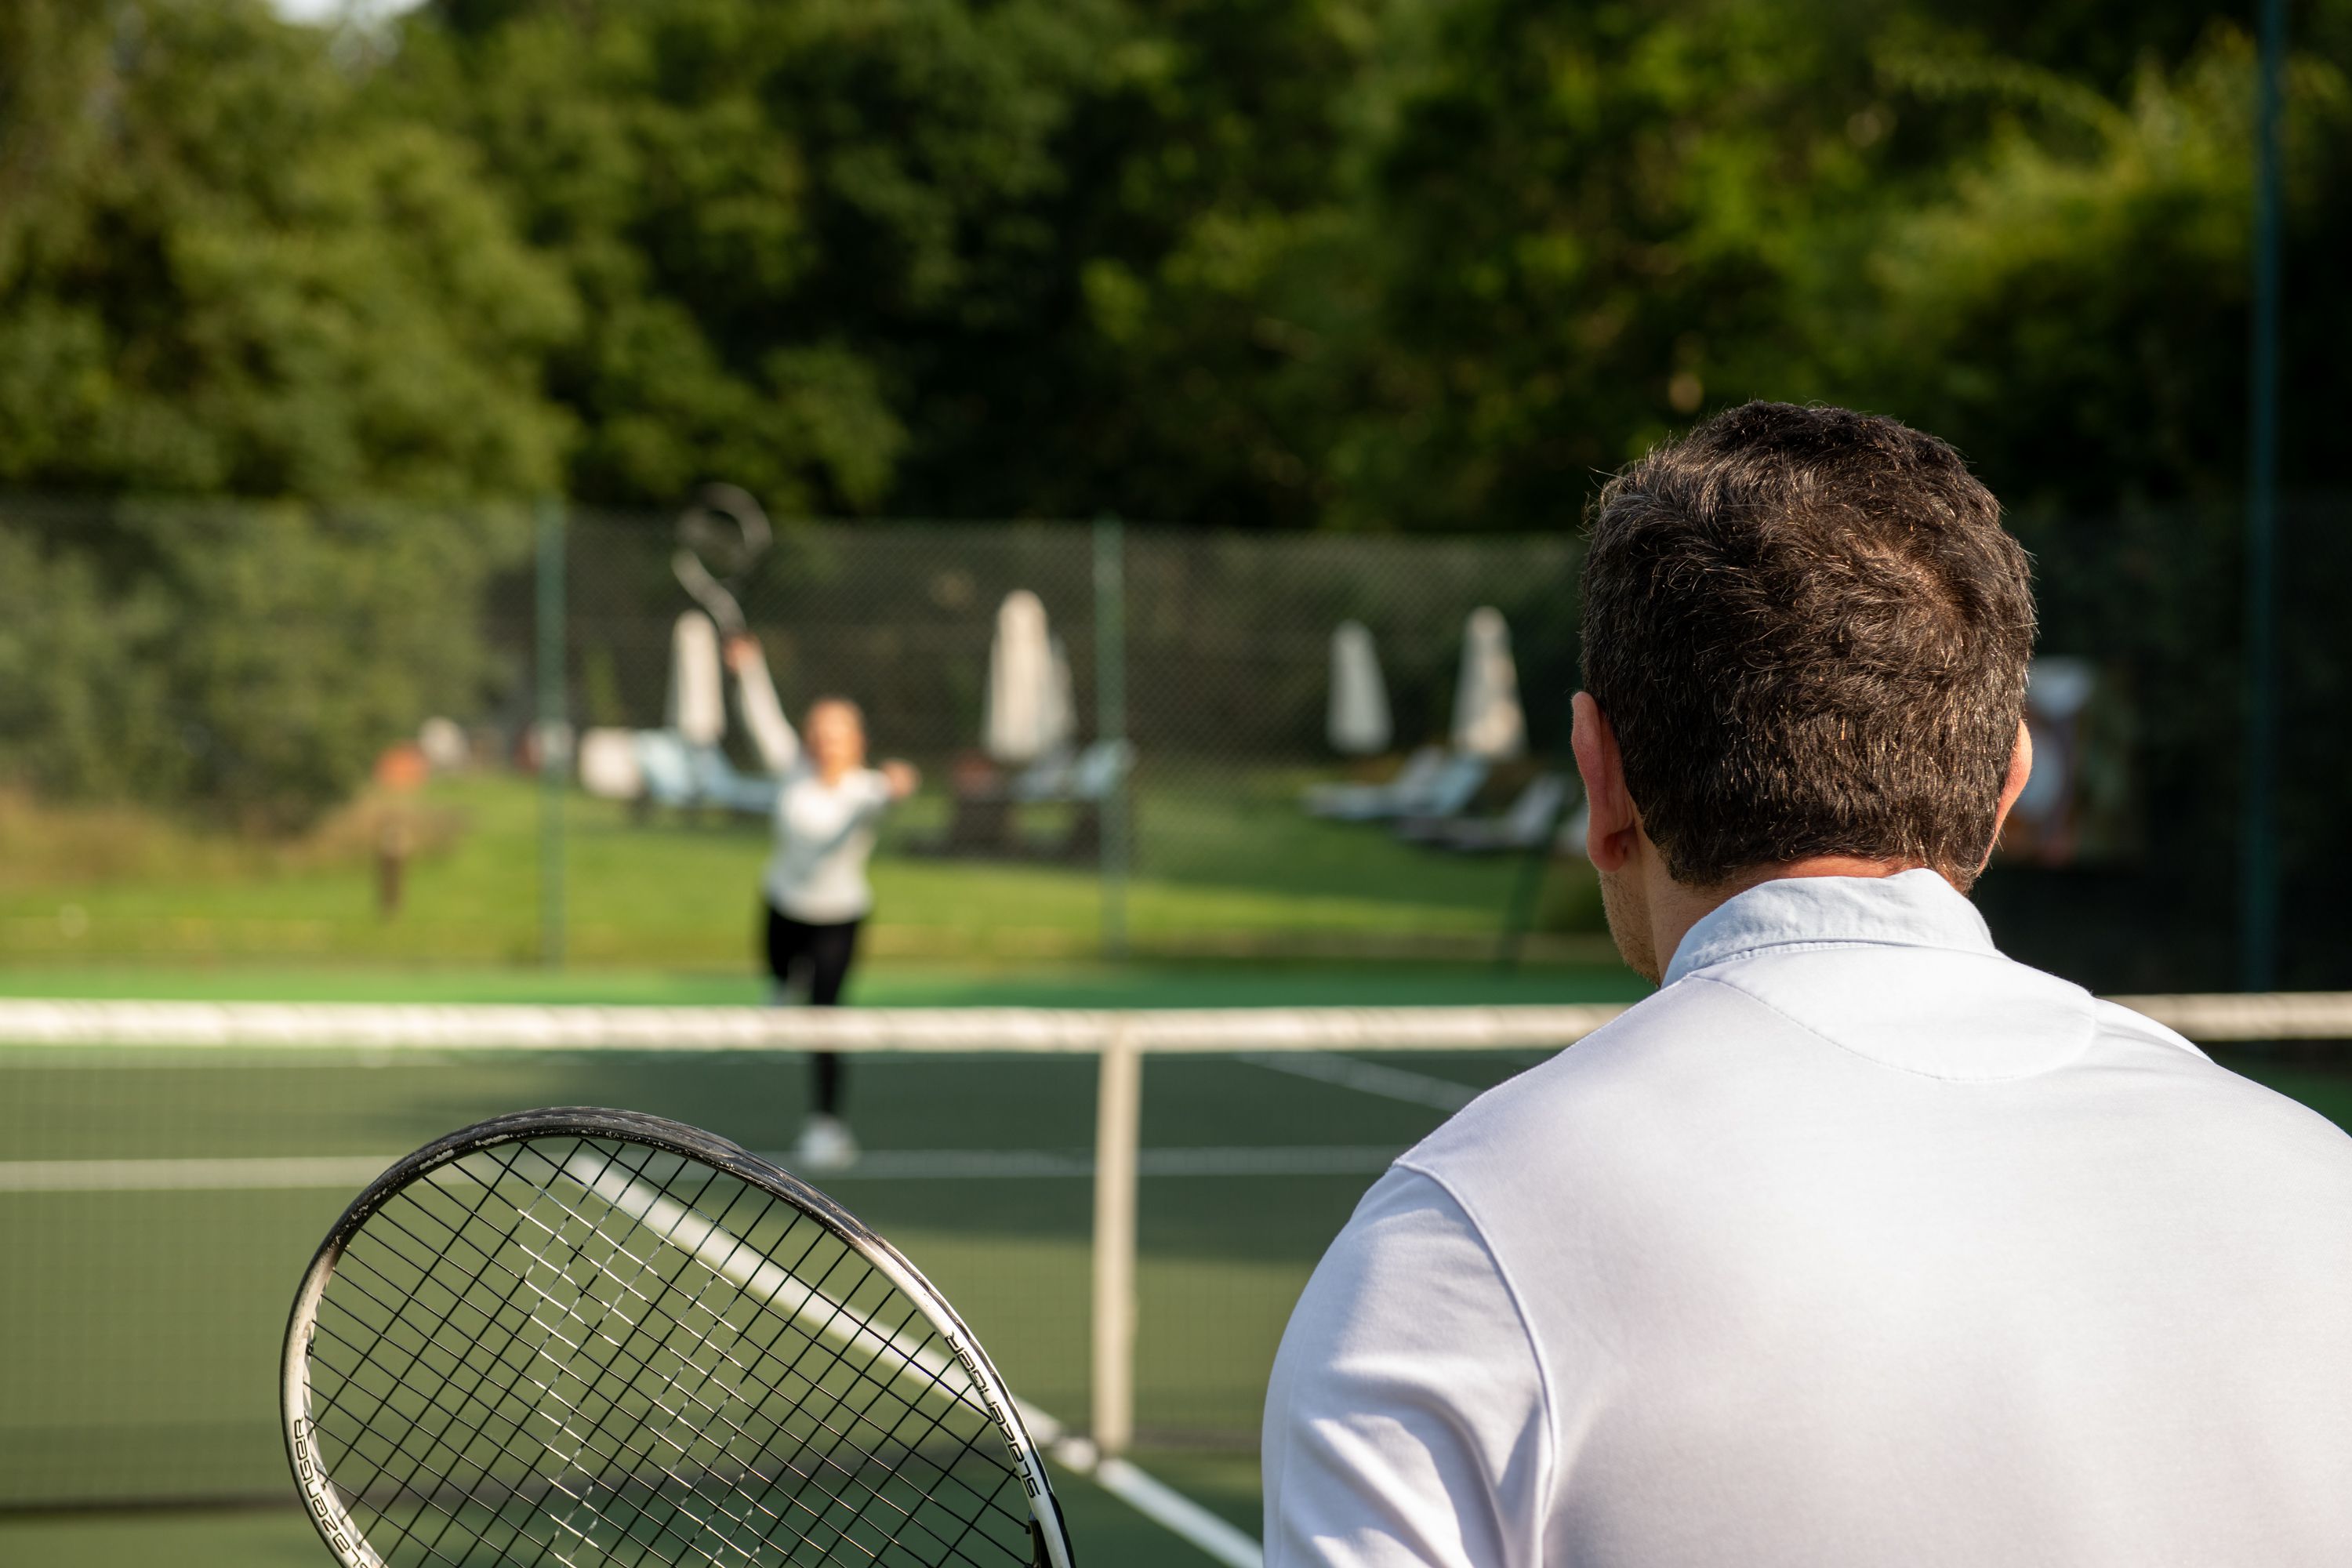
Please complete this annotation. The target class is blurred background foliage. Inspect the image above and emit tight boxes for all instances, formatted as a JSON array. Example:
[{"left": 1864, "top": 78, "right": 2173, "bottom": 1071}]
[
  {"left": 0, "top": 0, "right": 2347, "bottom": 899},
  {"left": 4, "top": 0, "right": 2342, "bottom": 523},
  {"left": 0, "top": 499, "right": 527, "bottom": 829}
]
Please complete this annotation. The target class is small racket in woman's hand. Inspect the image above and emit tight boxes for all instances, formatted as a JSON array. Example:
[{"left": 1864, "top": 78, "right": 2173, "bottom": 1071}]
[
  {"left": 673, "top": 482, "right": 773, "bottom": 640},
  {"left": 282, "top": 1108, "right": 1076, "bottom": 1567}
]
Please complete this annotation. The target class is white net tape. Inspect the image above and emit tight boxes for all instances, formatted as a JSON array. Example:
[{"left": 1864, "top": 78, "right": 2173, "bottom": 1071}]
[
  {"left": 0, "top": 995, "right": 2342, "bottom": 1056},
  {"left": 0, "top": 1000, "right": 1628, "bottom": 1054}
]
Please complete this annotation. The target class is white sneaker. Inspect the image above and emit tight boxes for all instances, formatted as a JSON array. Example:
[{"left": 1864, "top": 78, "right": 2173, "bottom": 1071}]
[{"left": 792, "top": 1114, "right": 859, "bottom": 1173}]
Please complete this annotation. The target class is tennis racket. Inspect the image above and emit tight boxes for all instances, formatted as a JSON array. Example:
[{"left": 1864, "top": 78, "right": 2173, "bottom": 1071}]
[
  {"left": 281, "top": 1107, "right": 1076, "bottom": 1568},
  {"left": 673, "top": 484, "right": 773, "bottom": 640}
]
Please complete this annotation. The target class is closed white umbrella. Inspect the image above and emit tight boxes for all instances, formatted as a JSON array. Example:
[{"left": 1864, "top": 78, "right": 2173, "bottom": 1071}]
[
  {"left": 1452, "top": 606, "right": 1526, "bottom": 760},
  {"left": 985, "top": 590, "right": 1056, "bottom": 763},
  {"left": 666, "top": 612, "right": 725, "bottom": 748},
  {"left": 1328, "top": 621, "right": 1392, "bottom": 755}
]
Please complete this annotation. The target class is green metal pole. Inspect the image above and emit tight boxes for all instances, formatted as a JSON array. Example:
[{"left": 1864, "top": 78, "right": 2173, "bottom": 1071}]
[
  {"left": 536, "top": 496, "right": 568, "bottom": 971},
  {"left": 2241, "top": 0, "right": 2286, "bottom": 992},
  {"left": 1094, "top": 514, "right": 1129, "bottom": 959}
]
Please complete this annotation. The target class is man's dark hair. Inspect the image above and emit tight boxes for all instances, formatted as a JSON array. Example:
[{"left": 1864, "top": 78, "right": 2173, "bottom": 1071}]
[{"left": 1581, "top": 401, "right": 2034, "bottom": 891}]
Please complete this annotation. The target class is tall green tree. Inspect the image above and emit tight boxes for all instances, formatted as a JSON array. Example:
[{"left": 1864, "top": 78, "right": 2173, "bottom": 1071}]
[
  {"left": 0, "top": 500, "right": 528, "bottom": 829},
  {"left": 0, "top": 2, "right": 561, "bottom": 824},
  {"left": 1316, "top": 0, "right": 1895, "bottom": 530},
  {"left": 1323, "top": 0, "right": 2350, "bottom": 529},
  {"left": 0, "top": 0, "right": 573, "bottom": 500},
  {"left": 1821, "top": 31, "right": 2349, "bottom": 513},
  {"left": 393, "top": 0, "right": 1117, "bottom": 514},
  {"left": 392, "top": 0, "right": 1404, "bottom": 524}
]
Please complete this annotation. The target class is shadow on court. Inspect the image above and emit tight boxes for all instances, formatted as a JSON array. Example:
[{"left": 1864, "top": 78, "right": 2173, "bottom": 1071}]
[{"left": 0, "top": 1452, "right": 1262, "bottom": 1568}]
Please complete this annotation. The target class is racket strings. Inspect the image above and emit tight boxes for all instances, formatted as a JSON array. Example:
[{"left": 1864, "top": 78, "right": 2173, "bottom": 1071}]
[
  {"left": 503, "top": 1151, "right": 1014, "bottom": 1564},
  {"left": 318, "top": 1151, "right": 655, "bottom": 1563},
  {"left": 503, "top": 1160, "right": 902, "bottom": 1565},
  {"left": 304, "top": 1134, "right": 1039, "bottom": 1567},
  {"left": 325, "top": 1142, "right": 883, "bottom": 1566},
  {"left": 325, "top": 1159, "right": 947, "bottom": 1568},
  {"left": 310, "top": 1137, "right": 606, "bottom": 1563},
  {"left": 320, "top": 1140, "right": 948, "bottom": 1568}
]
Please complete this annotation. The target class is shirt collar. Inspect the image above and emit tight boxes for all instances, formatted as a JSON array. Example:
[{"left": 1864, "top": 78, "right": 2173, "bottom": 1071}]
[{"left": 1662, "top": 868, "right": 1996, "bottom": 986}]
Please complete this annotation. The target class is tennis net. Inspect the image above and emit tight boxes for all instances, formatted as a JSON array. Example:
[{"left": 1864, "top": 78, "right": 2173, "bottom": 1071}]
[{"left": 0, "top": 995, "right": 2344, "bottom": 1513}]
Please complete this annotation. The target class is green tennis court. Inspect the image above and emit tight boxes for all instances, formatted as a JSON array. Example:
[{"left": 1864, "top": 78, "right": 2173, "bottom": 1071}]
[
  {"left": 4, "top": 975, "right": 2343, "bottom": 1567},
  {"left": 0, "top": 1454, "right": 1265, "bottom": 1568},
  {"left": 0, "top": 993, "right": 1587, "bottom": 1565}
]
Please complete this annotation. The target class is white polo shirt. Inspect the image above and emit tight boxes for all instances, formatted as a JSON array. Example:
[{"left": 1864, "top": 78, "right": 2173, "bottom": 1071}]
[
  {"left": 1264, "top": 870, "right": 2352, "bottom": 1566},
  {"left": 761, "top": 765, "right": 891, "bottom": 924}
]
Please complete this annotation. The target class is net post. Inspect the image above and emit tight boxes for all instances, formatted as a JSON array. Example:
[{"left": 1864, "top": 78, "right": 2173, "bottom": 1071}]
[
  {"left": 1093, "top": 514, "right": 1129, "bottom": 959},
  {"left": 535, "top": 495, "right": 568, "bottom": 971},
  {"left": 1091, "top": 1019, "right": 1142, "bottom": 1455}
]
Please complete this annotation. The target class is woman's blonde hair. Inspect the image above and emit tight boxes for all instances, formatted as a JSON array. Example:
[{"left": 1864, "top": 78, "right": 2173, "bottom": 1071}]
[{"left": 804, "top": 695, "right": 864, "bottom": 728}]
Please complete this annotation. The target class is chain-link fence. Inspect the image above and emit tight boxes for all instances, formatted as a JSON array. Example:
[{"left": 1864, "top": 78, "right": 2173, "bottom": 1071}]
[
  {"left": 530, "top": 514, "right": 1589, "bottom": 966},
  {"left": 7, "top": 495, "right": 2352, "bottom": 987},
  {"left": 0, "top": 502, "right": 1599, "bottom": 971}
]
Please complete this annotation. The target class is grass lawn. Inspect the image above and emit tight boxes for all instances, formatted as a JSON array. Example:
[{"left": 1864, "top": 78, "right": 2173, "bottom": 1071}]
[
  {"left": 0, "top": 771, "right": 1611, "bottom": 969},
  {"left": 0, "top": 956, "right": 1648, "bottom": 1007}
]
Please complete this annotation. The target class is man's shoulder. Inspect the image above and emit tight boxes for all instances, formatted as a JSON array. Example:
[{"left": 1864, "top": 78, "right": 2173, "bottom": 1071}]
[
  {"left": 1399, "top": 978, "right": 1780, "bottom": 1191},
  {"left": 2083, "top": 996, "right": 2352, "bottom": 1167},
  {"left": 1403, "top": 954, "right": 2352, "bottom": 1210}
]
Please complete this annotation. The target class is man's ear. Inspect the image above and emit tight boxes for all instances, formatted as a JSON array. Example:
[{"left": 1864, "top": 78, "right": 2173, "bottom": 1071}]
[
  {"left": 1571, "top": 692, "right": 1641, "bottom": 873},
  {"left": 1980, "top": 717, "right": 2034, "bottom": 871}
]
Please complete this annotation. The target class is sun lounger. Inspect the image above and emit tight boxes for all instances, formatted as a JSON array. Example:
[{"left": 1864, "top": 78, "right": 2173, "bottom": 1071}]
[
  {"left": 1301, "top": 746, "right": 1446, "bottom": 819},
  {"left": 633, "top": 731, "right": 699, "bottom": 809},
  {"left": 1318, "top": 751, "right": 1489, "bottom": 824},
  {"left": 579, "top": 728, "right": 781, "bottom": 817},
  {"left": 1069, "top": 739, "right": 1134, "bottom": 801},
  {"left": 1007, "top": 744, "right": 1080, "bottom": 802},
  {"left": 580, "top": 604, "right": 800, "bottom": 817},
  {"left": 916, "top": 739, "right": 1138, "bottom": 860},
  {"left": 1401, "top": 772, "right": 1573, "bottom": 851},
  {"left": 1057, "top": 740, "right": 1137, "bottom": 861}
]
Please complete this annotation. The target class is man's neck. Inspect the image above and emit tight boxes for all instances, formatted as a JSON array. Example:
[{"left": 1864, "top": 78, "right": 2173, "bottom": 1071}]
[{"left": 1644, "top": 855, "right": 1928, "bottom": 985}]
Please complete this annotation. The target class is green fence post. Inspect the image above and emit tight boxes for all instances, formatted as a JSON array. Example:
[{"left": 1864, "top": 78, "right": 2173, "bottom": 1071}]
[
  {"left": 537, "top": 496, "right": 568, "bottom": 971},
  {"left": 1094, "top": 514, "right": 1129, "bottom": 959},
  {"left": 2241, "top": 0, "right": 2286, "bottom": 992}
]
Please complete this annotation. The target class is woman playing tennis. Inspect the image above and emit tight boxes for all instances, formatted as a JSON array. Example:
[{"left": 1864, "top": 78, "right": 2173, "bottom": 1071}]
[{"left": 735, "top": 651, "right": 917, "bottom": 1170}]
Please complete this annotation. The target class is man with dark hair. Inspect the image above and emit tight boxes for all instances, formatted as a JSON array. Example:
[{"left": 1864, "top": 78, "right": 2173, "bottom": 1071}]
[{"left": 1263, "top": 403, "right": 2352, "bottom": 1566}]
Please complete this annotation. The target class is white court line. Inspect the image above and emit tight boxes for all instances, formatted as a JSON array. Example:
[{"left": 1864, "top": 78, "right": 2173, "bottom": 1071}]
[
  {"left": 0, "top": 1145, "right": 1404, "bottom": 1192},
  {"left": 1093, "top": 1457, "right": 1263, "bottom": 1568},
  {"left": 1239, "top": 1050, "right": 1487, "bottom": 1112},
  {"left": 574, "top": 1154, "right": 1258, "bottom": 1568}
]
